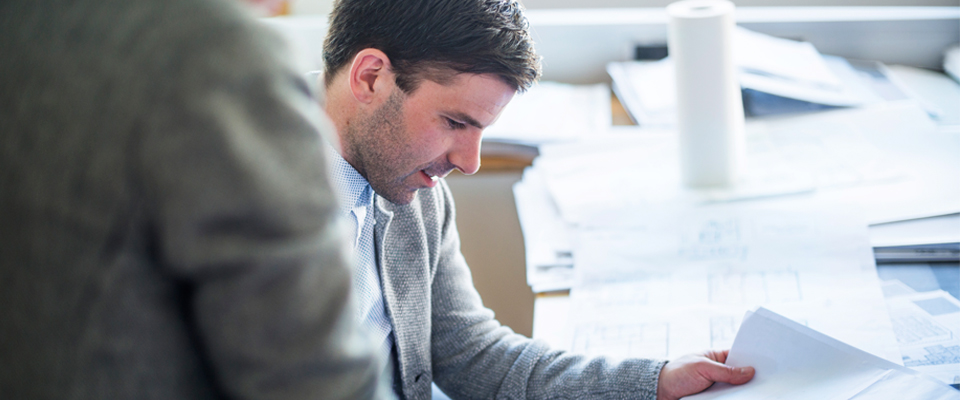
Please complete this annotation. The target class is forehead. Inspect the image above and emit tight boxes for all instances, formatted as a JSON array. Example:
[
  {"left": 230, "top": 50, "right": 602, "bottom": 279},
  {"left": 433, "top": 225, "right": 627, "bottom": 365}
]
[{"left": 403, "top": 73, "right": 516, "bottom": 127}]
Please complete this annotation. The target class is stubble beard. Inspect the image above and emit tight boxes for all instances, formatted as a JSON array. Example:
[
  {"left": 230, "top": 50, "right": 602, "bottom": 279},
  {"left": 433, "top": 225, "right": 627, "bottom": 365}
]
[{"left": 344, "top": 89, "right": 418, "bottom": 205}]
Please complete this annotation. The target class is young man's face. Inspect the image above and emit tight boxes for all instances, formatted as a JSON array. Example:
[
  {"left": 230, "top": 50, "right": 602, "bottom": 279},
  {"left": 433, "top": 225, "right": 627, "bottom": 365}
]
[{"left": 342, "top": 72, "right": 515, "bottom": 205}]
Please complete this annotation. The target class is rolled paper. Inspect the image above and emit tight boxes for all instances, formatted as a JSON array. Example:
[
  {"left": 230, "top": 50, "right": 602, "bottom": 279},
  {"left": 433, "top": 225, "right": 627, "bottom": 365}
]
[{"left": 667, "top": 0, "right": 745, "bottom": 187}]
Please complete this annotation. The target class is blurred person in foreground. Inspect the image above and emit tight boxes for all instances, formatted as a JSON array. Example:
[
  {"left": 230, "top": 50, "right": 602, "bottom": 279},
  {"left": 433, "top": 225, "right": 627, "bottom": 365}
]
[
  {"left": 0, "top": 0, "right": 390, "bottom": 398},
  {"left": 315, "top": 0, "right": 756, "bottom": 399}
]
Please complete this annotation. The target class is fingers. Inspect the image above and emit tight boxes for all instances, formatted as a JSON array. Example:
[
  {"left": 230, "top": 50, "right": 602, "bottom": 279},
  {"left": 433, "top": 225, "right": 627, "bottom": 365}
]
[
  {"left": 704, "top": 349, "right": 729, "bottom": 364},
  {"left": 656, "top": 351, "right": 755, "bottom": 400},
  {"left": 699, "top": 360, "right": 755, "bottom": 385}
]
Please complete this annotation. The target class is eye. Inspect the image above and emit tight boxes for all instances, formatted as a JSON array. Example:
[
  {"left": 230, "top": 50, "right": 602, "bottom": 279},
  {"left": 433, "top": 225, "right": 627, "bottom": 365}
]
[{"left": 445, "top": 117, "right": 467, "bottom": 130}]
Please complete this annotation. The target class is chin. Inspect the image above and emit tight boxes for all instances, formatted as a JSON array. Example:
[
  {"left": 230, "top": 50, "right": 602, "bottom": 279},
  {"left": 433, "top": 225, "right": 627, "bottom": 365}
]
[{"left": 377, "top": 188, "right": 420, "bottom": 205}]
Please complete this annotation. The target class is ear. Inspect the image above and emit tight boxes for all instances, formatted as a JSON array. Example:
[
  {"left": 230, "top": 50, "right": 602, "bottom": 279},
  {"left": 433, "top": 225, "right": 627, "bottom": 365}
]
[{"left": 347, "top": 49, "right": 395, "bottom": 105}]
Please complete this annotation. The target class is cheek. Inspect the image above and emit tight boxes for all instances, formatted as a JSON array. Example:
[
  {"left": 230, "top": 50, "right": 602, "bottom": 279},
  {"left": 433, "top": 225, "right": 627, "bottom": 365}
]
[{"left": 403, "top": 116, "right": 450, "bottom": 159}]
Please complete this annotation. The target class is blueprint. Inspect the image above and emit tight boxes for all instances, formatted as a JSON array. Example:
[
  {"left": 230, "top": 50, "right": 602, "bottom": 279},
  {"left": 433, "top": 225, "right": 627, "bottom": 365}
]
[
  {"left": 564, "top": 205, "right": 903, "bottom": 363},
  {"left": 885, "top": 289, "right": 960, "bottom": 385}
]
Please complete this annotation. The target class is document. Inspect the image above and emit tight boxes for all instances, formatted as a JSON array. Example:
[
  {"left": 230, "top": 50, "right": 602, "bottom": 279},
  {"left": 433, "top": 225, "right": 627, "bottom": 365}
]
[
  {"left": 572, "top": 205, "right": 876, "bottom": 284},
  {"left": 946, "top": 45, "right": 960, "bottom": 84},
  {"left": 756, "top": 102, "right": 960, "bottom": 224},
  {"left": 686, "top": 307, "right": 960, "bottom": 400},
  {"left": 607, "top": 60, "right": 676, "bottom": 126},
  {"left": 482, "top": 81, "right": 611, "bottom": 146},
  {"left": 883, "top": 64, "right": 960, "bottom": 127},
  {"left": 885, "top": 290, "right": 960, "bottom": 386},
  {"left": 563, "top": 205, "right": 903, "bottom": 364},
  {"left": 734, "top": 28, "right": 872, "bottom": 107},
  {"left": 513, "top": 167, "right": 575, "bottom": 293},
  {"left": 533, "top": 102, "right": 960, "bottom": 227},
  {"left": 535, "top": 128, "right": 817, "bottom": 227},
  {"left": 608, "top": 27, "right": 876, "bottom": 125},
  {"left": 869, "top": 213, "right": 960, "bottom": 248},
  {"left": 514, "top": 102, "right": 960, "bottom": 295}
]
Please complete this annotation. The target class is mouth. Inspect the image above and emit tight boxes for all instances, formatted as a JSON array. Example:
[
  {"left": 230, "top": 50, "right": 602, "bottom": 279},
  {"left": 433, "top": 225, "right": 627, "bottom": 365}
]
[
  {"left": 415, "top": 161, "right": 456, "bottom": 190},
  {"left": 420, "top": 170, "right": 441, "bottom": 188}
]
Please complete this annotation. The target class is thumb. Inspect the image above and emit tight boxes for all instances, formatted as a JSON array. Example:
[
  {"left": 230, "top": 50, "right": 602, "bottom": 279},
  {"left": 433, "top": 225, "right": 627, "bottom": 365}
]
[{"left": 700, "top": 361, "right": 755, "bottom": 385}]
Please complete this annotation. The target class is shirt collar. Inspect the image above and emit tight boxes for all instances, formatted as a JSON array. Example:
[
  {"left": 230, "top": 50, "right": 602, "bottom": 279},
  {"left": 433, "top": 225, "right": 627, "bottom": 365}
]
[{"left": 327, "top": 144, "right": 374, "bottom": 216}]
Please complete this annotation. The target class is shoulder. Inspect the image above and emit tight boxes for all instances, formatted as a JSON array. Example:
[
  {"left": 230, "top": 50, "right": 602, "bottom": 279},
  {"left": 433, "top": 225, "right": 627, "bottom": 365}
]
[{"left": 127, "top": 0, "right": 301, "bottom": 103}]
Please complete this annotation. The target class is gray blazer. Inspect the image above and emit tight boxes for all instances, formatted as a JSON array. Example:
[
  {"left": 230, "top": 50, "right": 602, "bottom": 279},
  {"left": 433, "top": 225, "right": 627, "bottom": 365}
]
[
  {"left": 0, "top": 0, "right": 388, "bottom": 398},
  {"left": 374, "top": 181, "right": 666, "bottom": 399}
]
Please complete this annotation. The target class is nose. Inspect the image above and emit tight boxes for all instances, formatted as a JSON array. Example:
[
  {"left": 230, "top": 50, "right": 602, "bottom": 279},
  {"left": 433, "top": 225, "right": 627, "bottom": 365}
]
[{"left": 448, "top": 128, "right": 482, "bottom": 175}]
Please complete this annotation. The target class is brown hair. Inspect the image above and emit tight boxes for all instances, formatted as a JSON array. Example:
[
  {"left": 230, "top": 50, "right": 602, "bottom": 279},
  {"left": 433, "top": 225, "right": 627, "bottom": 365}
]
[{"left": 322, "top": 0, "right": 541, "bottom": 94}]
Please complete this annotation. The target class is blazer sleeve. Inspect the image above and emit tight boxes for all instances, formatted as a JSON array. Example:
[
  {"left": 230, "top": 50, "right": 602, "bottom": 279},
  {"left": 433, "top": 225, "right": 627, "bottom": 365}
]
[
  {"left": 138, "top": 11, "right": 391, "bottom": 400},
  {"left": 428, "top": 182, "right": 667, "bottom": 399}
]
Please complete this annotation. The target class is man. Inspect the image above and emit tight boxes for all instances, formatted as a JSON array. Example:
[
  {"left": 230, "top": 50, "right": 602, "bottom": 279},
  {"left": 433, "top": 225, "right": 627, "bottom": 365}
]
[
  {"left": 0, "top": 0, "right": 389, "bottom": 398},
  {"left": 319, "top": 0, "right": 756, "bottom": 399}
]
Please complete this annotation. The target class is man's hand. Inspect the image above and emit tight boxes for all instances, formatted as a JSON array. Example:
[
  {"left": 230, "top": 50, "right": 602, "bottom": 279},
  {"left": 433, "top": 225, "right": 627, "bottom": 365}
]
[{"left": 656, "top": 349, "right": 755, "bottom": 400}]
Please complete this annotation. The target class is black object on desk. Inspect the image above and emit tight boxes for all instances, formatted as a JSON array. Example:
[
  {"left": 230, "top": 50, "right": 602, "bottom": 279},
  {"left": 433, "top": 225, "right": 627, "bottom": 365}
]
[{"left": 875, "top": 243, "right": 960, "bottom": 265}]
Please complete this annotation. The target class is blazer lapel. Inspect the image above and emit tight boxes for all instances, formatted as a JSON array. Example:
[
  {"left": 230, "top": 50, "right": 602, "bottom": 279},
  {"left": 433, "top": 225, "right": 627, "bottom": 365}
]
[
  {"left": 373, "top": 194, "right": 434, "bottom": 399},
  {"left": 374, "top": 196, "right": 411, "bottom": 394}
]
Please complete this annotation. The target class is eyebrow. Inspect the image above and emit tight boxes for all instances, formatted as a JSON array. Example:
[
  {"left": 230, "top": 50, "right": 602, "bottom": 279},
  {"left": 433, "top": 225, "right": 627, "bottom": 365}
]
[{"left": 447, "top": 112, "right": 485, "bottom": 130}]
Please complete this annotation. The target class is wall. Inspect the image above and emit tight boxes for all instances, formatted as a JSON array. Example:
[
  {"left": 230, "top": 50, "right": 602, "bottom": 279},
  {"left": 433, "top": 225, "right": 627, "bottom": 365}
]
[
  {"left": 522, "top": 0, "right": 959, "bottom": 7},
  {"left": 290, "top": 0, "right": 959, "bottom": 16}
]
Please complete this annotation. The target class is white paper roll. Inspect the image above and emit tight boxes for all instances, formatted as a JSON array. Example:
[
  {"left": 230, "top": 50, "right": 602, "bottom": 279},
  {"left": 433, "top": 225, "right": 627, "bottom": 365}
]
[{"left": 667, "top": 0, "right": 745, "bottom": 188}]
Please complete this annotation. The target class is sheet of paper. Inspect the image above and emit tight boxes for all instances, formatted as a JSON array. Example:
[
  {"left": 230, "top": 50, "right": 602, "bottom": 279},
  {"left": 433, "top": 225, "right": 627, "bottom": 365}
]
[
  {"left": 734, "top": 27, "right": 841, "bottom": 91},
  {"left": 755, "top": 102, "right": 960, "bottom": 224},
  {"left": 563, "top": 205, "right": 902, "bottom": 364},
  {"left": 537, "top": 102, "right": 960, "bottom": 227},
  {"left": 536, "top": 111, "right": 913, "bottom": 226},
  {"left": 607, "top": 60, "right": 676, "bottom": 126},
  {"left": 870, "top": 213, "right": 960, "bottom": 247},
  {"left": 482, "top": 81, "right": 610, "bottom": 146},
  {"left": 739, "top": 54, "right": 884, "bottom": 109},
  {"left": 848, "top": 370, "right": 960, "bottom": 400},
  {"left": 734, "top": 28, "right": 873, "bottom": 107},
  {"left": 572, "top": 205, "right": 876, "bottom": 284},
  {"left": 514, "top": 103, "right": 959, "bottom": 295},
  {"left": 513, "top": 167, "right": 575, "bottom": 293},
  {"left": 885, "top": 290, "right": 960, "bottom": 385},
  {"left": 882, "top": 279, "right": 918, "bottom": 298},
  {"left": 608, "top": 27, "right": 871, "bottom": 125},
  {"left": 686, "top": 307, "right": 960, "bottom": 400},
  {"left": 535, "top": 129, "right": 817, "bottom": 227},
  {"left": 884, "top": 64, "right": 960, "bottom": 127},
  {"left": 567, "top": 274, "right": 898, "bottom": 363}
]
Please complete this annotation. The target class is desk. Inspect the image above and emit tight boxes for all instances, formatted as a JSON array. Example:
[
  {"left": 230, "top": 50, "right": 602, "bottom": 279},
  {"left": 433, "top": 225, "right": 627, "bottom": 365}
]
[
  {"left": 457, "top": 88, "right": 960, "bottom": 343},
  {"left": 498, "top": 78, "right": 960, "bottom": 388}
]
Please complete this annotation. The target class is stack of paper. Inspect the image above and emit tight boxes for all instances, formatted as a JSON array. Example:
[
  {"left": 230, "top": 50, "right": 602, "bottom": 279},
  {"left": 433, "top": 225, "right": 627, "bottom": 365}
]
[
  {"left": 515, "top": 102, "right": 960, "bottom": 291},
  {"left": 481, "top": 81, "right": 611, "bottom": 146},
  {"left": 608, "top": 27, "right": 885, "bottom": 125},
  {"left": 512, "top": 167, "right": 575, "bottom": 293},
  {"left": 870, "top": 213, "right": 960, "bottom": 249},
  {"left": 514, "top": 103, "right": 960, "bottom": 266}
]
